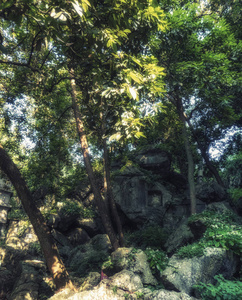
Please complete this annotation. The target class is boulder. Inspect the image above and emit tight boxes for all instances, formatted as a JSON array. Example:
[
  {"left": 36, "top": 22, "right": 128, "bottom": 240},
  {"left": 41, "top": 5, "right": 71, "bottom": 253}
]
[
  {"left": 113, "top": 170, "right": 175, "bottom": 226},
  {"left": 161, "top": 247, "right": 238, "bottom": 295},
  {"left": 49, "top": 282, "right": 123, "bottom": 300},
  {"left": 89, "top": 234, "right": 112, "bottom": 252},
  {"left": 6, "top": 220, "right": 38, "bottom": 251},
  {"left": 79, "top": 272, "right": 100, "bottom": 291},
  {"left": 207, "top": 201, "right": 235, "bottom": 215},
  {"left": 47, "top": 214, "right": 61, "bottom": 229},
  {"left": 110, "top": 270, "right": 143, "bottom": 292},
  {"left": 0, "top": 266, "right": 15, "bottom": 299},
  {"left": 136, "top": 148, "right": 171, "bottom": 175},
  {"left": 67, "top": 234, "right": 111, "bottom": 275},
  {"left": 49, "top": 277, "right": 197, "bottom": 300},
  {"left": 111, "top": 247, "right": 158, "bottom": 286},
  {"left": 196, "top": 182, "right": 226, "bottom": 203},
  {"left": 51, "top": 229, "right": 72, "bottom": 248},
  {"left": 10, "top": 260, "right": 46, "bottom": 300},
  {"left": 76, "top": 218, "right": 101, "bottom": 237},
  {"left": 67, "top": 228, "right": 90, "bottom": 246},
  {"left": 164, "top": 219, "right": 194, "bottom": 255},
  {"left": 152, "top": 290, "right": 198, "bottom": 300}
]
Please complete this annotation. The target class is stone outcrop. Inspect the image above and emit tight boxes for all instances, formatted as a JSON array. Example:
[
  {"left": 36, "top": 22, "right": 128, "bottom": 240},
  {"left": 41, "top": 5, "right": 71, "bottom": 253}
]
[
  {"left": 10, "top": 260, "right": 47, "bottom": 300},
  {"left": 164, "top": 219, "right": 194, "bottom": 255},
  {"left": 112, "top": 148, "right": 208, "bottom": 228},
  {"left": 110, "top": 247, "right": 158, "bottom": 286},
  {"left": 161, "top": 247, "right": 238, "bottom": 295},
  {"left": 196, "top": 181, "right": 226, "bottom": 203},
  {"left": 49, "top": 274, "right": 197, "bottom": 300},
  {"left": 67, "top": 234, "right": 112, "bottom": 275},
  {"left": 5, "top": 220, "right": 39, "bottom": 252}
]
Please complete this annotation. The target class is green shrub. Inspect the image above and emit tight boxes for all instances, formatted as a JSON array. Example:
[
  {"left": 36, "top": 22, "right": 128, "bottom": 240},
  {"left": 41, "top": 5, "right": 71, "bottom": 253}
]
[
  {"left": 28, "top": 242, "right": 42, "bottom": 255},
  {"left": 8, "top": 208, "right": 28, "bottom": 220},
  {"left": 17, "top": 220, "right": 30, "bottom": 237},
  {"left": 75, "top": 250, "right": 109, "bottom": 276},
  {"left": 125, "top": 225, "right": 167, "bottom": 249},
  {"left": 186, "top": 210, "right": 242, "bottom": 257},
  {"left": 229, "top": 188, "right": 242, "bottom": 203},
  {"left": 60, "top": 201, "right": 95, "bottom": 218},
  {"left": 203, "top": 222, "right": 242, "bottom": 255},
  {"left": 194, "top": 274, "right": 242, "bottom": 300},
  {"left": 145, "top": 248, "right": 168, "bottom": 274},
  {"left": 176, "top": 242, "right": 205, "bottom": 258}
]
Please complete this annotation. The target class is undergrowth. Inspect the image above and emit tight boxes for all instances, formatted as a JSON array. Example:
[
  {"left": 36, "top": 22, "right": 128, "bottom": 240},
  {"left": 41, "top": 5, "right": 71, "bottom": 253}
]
[
  {"left": 176, "top": 210, "right": 242, "bottom": 258},
  {"left": 194, "top": 274, "right": 242, "bottom": 300}
]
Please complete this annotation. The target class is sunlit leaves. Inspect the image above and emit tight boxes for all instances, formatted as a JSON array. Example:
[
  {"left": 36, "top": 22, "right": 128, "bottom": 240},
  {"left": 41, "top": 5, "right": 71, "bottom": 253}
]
[
  {"left": 109, "top": 111, "right": 145, "bottom": 143},
  {"left": 143, "top": 1, "right": 166, "bottom": 31},
  {"left": 71, "top": 0, "right": 91, "bottom": 18}
]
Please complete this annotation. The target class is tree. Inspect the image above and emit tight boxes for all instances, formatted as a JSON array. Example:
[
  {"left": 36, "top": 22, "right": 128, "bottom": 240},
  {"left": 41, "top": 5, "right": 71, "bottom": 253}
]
[
  {"left": 151, "top": 0, "right": 241, "bottom": 208},
  {"left": 0, "top": 144, "right": 74, "bottom": 291},
  {"left": 0, "top": 0, "right": 167, "bottom": 249}
]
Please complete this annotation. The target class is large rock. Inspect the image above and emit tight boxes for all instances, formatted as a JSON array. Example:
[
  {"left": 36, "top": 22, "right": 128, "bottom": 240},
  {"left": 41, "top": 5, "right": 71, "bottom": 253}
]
[
  {"left": 136, "top": 148, "right": 171, "bottom": 174},
  {"left": 67, "top": 228, "right": 90, "bottom": 246},
  {"left": 10, "top": 260, "right": 46, "bottom": 300},
  {"left": 161, "top": 247, "right": 238, "bottom": 295},
  {"left": 113, "top": 168, "right": 175, "bottom": 226},
  {"left": 6, "top": 220, "right": 38, "bottom": 251},
  {"left": 196, "top": 182, "right": 226, "bottom": 203},
  {"left": 0, "top": 266, "right": 15, "bottom": 299},
  {"left": 49, "top": 277, "right": 197, "bottom": 300},
  {"left": 76, "top": 218, "right": 101, "bottom": 237},
  {"left": 152, "top": 290, "right": 198, "bottom": 300},
  {"left": 111, "top": 270, "right": 143, "bottom": 292},
  {"left": 79, "top": 272, "right": 100, "bottom": 291},
  {"left": 111, "top": 247, "right": 157, "bottom": 286},
  {"left": 67, "top": 234, "right": 111, "bottom": 275},
  {"left": 51, "top": 229, "right": 72, "bottom": 248},
  {"left": 164, "top": 219, "right": 194, "bottom": 255}
]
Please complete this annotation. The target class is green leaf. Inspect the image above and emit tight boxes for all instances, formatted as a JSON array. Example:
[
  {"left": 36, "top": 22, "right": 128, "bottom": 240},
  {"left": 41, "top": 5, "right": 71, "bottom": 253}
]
[
  {"left": 129, "top": 86, "right": 138, "bottom": 100},
  {"left": 72, "top": 0, "right": 84, "bottom": 17}
]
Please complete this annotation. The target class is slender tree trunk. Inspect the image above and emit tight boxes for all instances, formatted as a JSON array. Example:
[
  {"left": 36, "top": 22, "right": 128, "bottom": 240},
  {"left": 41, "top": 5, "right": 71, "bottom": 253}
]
[
  {"left": 69, "top": 69, "right": 120, "bottom": 250},
  {"left": 103, "top": 136, "right": 124, "bottom": 247},
  {"left": 200, "top": 148, "right": 225, "bottom": 187},
  {"left": 186, "top": 119, "right": 225, "bottom": 187},
  {"left": 0, "top": 144, "right": 74, "bottom": 291},
  {"left": 176, "top": 97, "right": 197, "bottom": 215}
]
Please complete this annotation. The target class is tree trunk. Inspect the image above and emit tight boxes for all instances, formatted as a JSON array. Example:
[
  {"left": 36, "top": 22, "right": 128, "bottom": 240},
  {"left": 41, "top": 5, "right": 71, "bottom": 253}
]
[
  {"left": 176, "top": 97, "right": 197, "bottom": 214},
  {"left": 103, "top": 136, "right": 124, "bottom": 247},
  {"left": 185, "top": 119, "right": 225, "bottom": 187},
  {"left": 200, "top": 147, "right": 225, "bottom": 187},
  {"left": 69, "top": 69, "right": 120, "bottom": 250},
  {"left": 0, "top": 144, "right": 74, "bottom": 291}
]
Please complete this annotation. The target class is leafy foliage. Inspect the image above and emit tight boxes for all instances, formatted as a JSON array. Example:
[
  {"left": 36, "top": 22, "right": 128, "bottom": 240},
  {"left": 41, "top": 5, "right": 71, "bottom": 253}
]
[
  {"left": 177, "top": 242, "right": 205, "bottom": 259},
  {"left": 125, "top": 225, "right": 168, "bottom": 249},
  {"left": 177, "top": 210, "right": 242, "bottom": 258},
  {"left": 194, "top": 274, "right": 242, "bottom": 300},
  {"left": 60, "top": 201, "right": 95, "bottom": 219},
  {"left": 145, "top": 248, "right": 168, "bottom": 274}
]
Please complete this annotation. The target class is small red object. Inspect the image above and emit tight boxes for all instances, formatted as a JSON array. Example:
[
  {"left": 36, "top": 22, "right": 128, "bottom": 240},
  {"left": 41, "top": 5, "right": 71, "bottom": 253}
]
[{"left": 101, "top": 270, "right": 108, "bottom": 280}]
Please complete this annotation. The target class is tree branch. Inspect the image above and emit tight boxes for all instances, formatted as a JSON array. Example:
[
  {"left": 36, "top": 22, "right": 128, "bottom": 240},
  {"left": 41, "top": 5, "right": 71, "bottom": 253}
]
[
  {"left": 0, "top": 59, "right": 40, "bottom": 72},
  {"left": 27, "top": 30, "right": 42, "bottom": 65}
]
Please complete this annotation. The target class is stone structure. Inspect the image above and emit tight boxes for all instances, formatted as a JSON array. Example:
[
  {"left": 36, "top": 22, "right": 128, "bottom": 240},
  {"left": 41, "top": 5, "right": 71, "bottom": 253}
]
[{"left": 113, "top": 148, "right": 206, "bottom": 228}]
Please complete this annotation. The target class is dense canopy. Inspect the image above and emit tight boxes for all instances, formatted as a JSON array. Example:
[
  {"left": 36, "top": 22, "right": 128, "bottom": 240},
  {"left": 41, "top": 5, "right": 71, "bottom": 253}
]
[{"left": 0, "top": 0, "right": 241, "bottom": 290}]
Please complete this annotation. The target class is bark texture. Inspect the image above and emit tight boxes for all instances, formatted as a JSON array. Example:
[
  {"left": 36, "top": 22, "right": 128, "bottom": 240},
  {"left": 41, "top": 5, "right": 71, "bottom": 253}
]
[
  {"left": 69, "top": 69, "right": 120, "bottom": 249},
  {"left": 0, "top": 144, "right": 74, "bottom": 291},
  {"left": 176, "top": 96, "right": 197, "bottom": 215}
]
